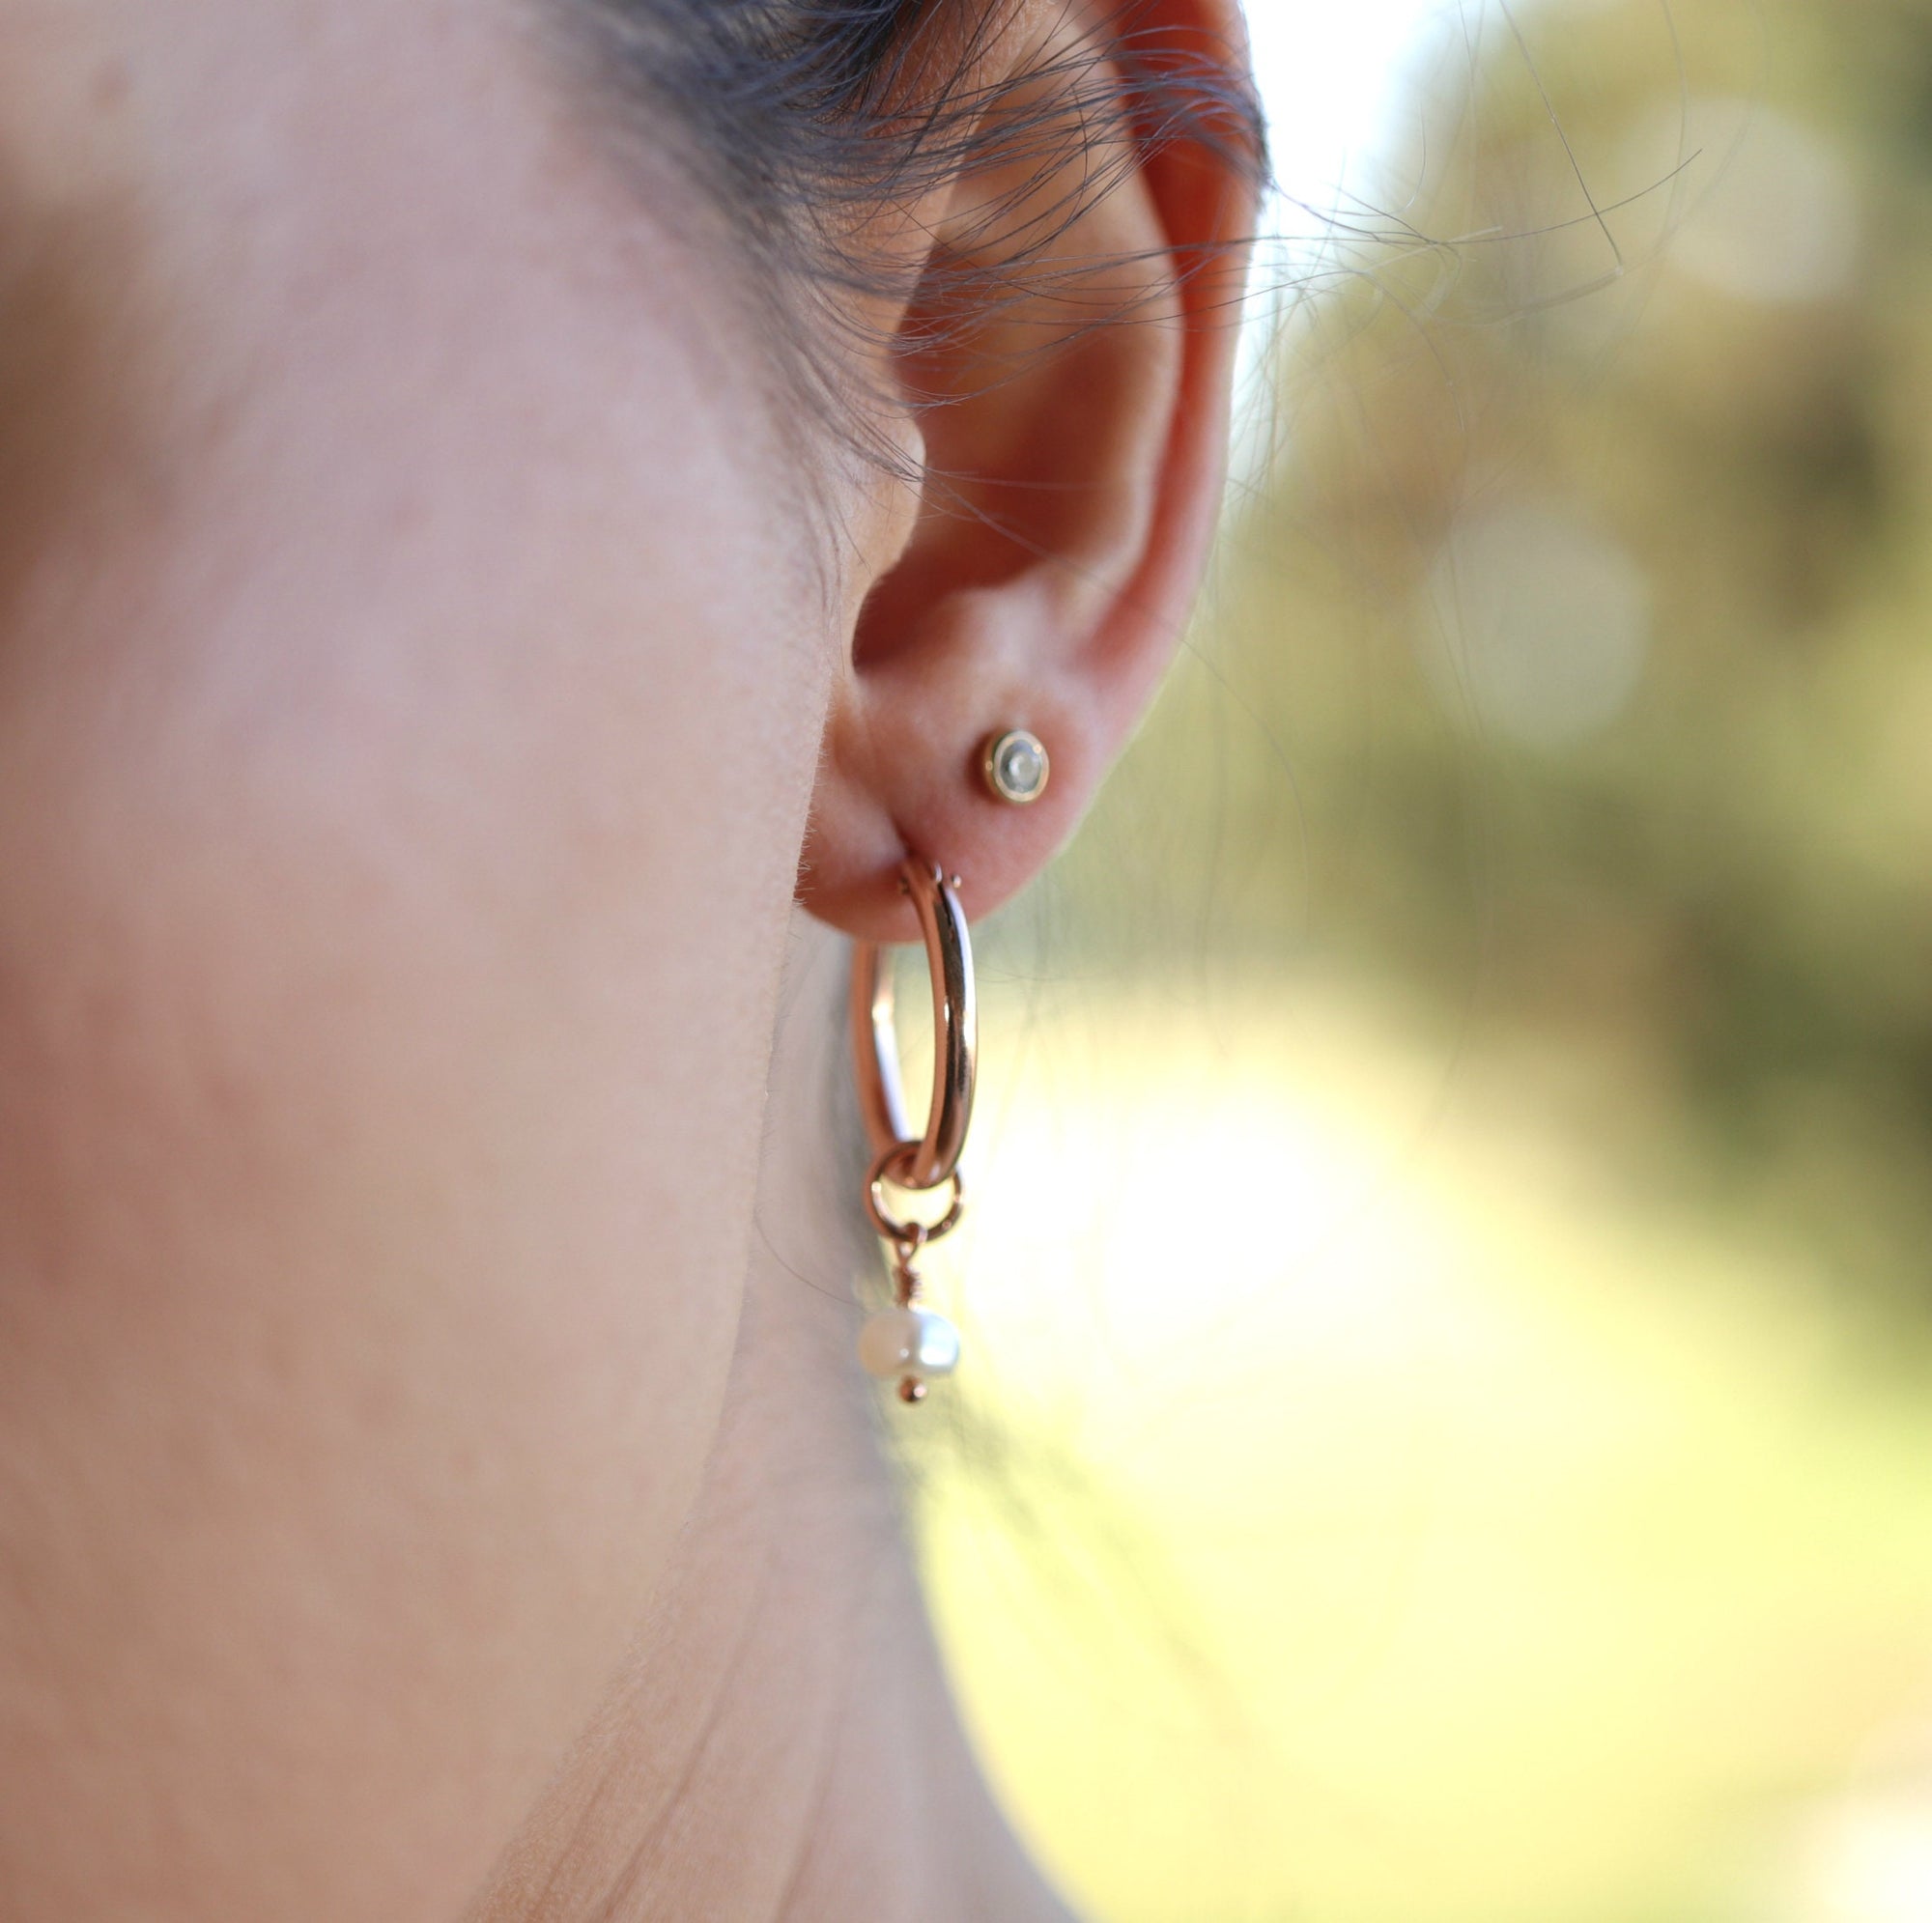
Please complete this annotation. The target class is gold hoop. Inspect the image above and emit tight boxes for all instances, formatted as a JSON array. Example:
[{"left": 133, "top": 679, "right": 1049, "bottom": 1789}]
[{"left": 849, "top": 858, "right": 977, "bottom": 1193}]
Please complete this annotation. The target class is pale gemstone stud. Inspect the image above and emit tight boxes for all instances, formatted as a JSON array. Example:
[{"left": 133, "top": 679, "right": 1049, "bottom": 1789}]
[
  {"left": 981, "top": 728, "right": 1049, "bottom": 806},
  {"left": 858, "top": 1305, "right": 961, "bottom": 1383}
]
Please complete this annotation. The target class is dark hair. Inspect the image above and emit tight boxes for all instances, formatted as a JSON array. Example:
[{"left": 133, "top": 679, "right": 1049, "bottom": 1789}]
[{"left": 555, "top": 0, "right": 1266, "bottom": 439}]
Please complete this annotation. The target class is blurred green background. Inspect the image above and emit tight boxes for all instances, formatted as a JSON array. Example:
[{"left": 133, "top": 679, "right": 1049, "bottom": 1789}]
[{"left": 913, "top": 3, "right": 1932, "bottom": 1919}]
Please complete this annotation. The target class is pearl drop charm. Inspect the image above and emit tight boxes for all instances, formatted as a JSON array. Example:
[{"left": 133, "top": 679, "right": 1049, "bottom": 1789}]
[{"left": 858, "top": 1305, "right": 961, "bottom": 1385}]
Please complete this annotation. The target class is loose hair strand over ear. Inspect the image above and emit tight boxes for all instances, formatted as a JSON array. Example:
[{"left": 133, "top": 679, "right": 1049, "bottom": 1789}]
[{"left": 554, "top": 0, "right": 1269, "bottom": 444}]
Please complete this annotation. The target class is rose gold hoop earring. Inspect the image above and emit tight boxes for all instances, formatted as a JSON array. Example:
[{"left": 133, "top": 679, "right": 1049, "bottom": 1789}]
[{"left": 849, "top": 857, "right": 976, "bottom": 1404}]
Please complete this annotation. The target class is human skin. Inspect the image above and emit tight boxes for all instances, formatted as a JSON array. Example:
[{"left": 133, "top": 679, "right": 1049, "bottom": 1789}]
[{"left": 0, "top": 1, "right": 1251, "bottom": 1916}]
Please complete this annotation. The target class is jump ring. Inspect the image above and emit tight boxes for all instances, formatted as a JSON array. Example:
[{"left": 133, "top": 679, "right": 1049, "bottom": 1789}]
[{"left": 866, "top": 1142, "right": 966, "bottom": 1247}]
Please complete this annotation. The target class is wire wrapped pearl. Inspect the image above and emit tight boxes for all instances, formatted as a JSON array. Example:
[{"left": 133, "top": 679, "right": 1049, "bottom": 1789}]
[{"left": 858, "top": 1306, "right": 960, "bottom": 1383}]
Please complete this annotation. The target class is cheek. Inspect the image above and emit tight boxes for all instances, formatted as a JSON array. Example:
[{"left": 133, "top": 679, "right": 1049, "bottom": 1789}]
[
  {"left": 0, "top": 19, "right": 828, "bottom": 1909},
  {"left": 0, "top": 671, "right": 713, "bottom": 1551},
  {"left": 0, "top": 422, "right": 803, "bottom": 1908},
  {"left": 0, "top": 702, "right": 749, "bottom": 1909}
]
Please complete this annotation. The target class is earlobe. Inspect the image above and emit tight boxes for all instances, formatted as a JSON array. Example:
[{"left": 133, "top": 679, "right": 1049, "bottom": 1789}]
[{"left": 798, "top": 0, "right": 1258, "bottom": 943}]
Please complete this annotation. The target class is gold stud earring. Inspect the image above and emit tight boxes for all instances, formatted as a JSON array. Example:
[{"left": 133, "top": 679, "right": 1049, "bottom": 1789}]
[{"left": 981, "top": 728, "right": 1049, "bottom": 806}]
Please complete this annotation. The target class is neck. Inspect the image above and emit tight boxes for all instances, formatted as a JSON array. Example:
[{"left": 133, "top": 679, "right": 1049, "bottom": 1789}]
[{"left": 468, "top": 914, "right": 1075, "bottom": 1923}]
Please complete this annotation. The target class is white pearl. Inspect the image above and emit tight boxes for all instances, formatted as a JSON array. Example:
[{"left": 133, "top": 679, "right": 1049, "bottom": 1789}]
[
  {"left": 858, "top": 1307, "right": 920, "bottom": 1378},
  {"left": 858, "top": 1307, "right": 961, "bottom": 1381},
  {"left": 910, "top": 1310, "right": 960, "bottom": 1378}
]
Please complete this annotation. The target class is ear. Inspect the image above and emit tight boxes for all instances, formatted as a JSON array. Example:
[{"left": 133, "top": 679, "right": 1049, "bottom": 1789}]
[{"left": 799, "top": 0, "right": 1259, "bottom": 941}]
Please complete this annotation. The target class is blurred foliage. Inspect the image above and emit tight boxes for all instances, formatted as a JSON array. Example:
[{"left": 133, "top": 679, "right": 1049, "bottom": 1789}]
[
  {"left": 941, "top": 10, "right": 1932, "bottom": 1917},
  {"left": 940, "top": 8, "right": 1932, "bottom": 1916},
  {"left": 1056, "top": 0, "right": 1932, "bottom": 1312}
]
